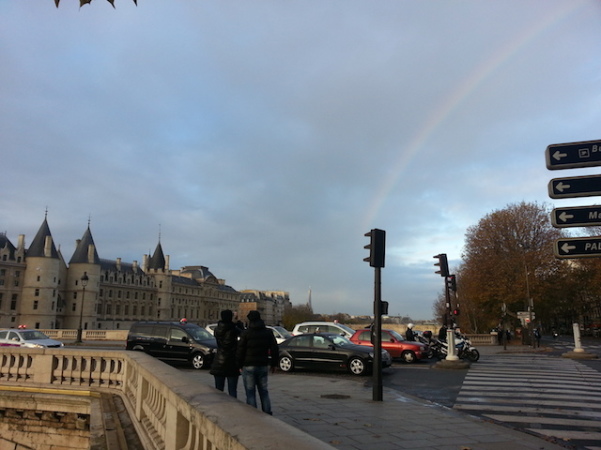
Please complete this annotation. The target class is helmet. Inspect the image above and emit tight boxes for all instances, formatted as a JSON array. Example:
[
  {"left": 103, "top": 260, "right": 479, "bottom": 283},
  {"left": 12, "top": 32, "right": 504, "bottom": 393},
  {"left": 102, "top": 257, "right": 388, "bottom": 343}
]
[{"left": 407, "top": 323, "right": 414, "bottom": 329}]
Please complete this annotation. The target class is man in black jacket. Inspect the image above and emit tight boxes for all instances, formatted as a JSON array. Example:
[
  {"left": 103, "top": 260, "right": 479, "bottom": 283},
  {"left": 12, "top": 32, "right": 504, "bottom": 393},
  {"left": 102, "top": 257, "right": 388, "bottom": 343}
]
[
  {"left": 236, "top": 310, "right": 279, "bottom": 414},
  {"left": 210, "top": 309, "right": 243, "bottom": 397}
]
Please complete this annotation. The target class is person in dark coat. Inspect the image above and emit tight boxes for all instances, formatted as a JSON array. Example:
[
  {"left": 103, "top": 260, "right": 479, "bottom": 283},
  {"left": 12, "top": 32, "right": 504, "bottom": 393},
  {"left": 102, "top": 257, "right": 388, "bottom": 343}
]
[
  {"left": 236, "top": 310, "right": 279, "bottom": 414},
  {"left": 210, "top": 310, "right": 242, "bottom": 398}
]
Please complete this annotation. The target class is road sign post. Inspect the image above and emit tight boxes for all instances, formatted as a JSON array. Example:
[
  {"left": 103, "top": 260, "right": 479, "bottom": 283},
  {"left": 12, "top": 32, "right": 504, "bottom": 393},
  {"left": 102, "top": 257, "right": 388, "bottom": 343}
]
[
  {"left": 554, "top": 237, "right": 601, "bottom": 259},
  {"left": 546, "top": 139, "right": 601, "bottom": 170},
  {"left": 551, "top": 205, "right": 601, "bottom": 228},
  {"left": 548, "top": 174, "right": 601, "bottom": 199}
]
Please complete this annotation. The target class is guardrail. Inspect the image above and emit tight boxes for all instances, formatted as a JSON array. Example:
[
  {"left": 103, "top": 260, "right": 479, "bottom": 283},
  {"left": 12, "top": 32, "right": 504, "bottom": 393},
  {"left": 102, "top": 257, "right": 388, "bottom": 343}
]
[
  {"left": 40, "top": 329, "right": 129, "bottom": 341},
  {"left": 0, "top": 347, "right": 333, "bottom": 450}
]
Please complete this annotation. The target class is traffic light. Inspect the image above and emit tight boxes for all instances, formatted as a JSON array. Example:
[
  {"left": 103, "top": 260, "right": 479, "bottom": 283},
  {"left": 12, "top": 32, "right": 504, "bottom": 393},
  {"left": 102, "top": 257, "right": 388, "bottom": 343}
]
[
  {"left": 433, "top": 253, "right": 449, "bottom": 277},
  {"left": 453, "top": 308, "right": 460, "bottom": 316},
  {"left": 364, "top": 229, "right": 385, "bottom": 268},
  {"left": 447, "top": 274, "right": 457, "bottom": 291}
]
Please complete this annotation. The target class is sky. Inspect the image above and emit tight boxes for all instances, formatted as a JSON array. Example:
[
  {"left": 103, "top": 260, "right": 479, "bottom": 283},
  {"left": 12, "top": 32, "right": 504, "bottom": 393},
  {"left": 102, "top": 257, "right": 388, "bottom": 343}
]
[{"left": 1, "top": 1, "right": 600, "bottom": 320}]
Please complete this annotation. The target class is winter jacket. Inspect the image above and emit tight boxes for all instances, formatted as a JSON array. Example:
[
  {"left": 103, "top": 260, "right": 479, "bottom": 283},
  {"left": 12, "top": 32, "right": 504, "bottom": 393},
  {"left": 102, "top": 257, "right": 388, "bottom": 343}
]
[
  {"left": 210, "top": 320, "right": 242, "bottom": 377},
  {"left": 237, "top": 319, "right": 279, "bottom": 368}
]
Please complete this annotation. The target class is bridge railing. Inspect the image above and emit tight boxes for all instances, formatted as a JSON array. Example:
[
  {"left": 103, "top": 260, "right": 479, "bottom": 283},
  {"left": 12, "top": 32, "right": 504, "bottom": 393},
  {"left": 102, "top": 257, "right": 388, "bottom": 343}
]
[{"left": 0, "top": 347, "right": 333, "bottom": 450}]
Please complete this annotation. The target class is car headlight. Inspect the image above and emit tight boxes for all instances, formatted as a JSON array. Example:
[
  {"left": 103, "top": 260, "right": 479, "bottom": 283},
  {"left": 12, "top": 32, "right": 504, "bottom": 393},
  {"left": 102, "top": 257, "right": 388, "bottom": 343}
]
[
  {"left": 368, "top": 351, "right": 375, "bottom": 358},
  {"left": 24, "top": 343, "right": 45, "bottom": 348}
]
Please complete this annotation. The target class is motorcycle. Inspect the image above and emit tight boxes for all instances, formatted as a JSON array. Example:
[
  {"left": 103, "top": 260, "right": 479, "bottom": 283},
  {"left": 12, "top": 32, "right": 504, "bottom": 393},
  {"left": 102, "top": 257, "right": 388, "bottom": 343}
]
[{"left": 431, "top": 334, "right": 480, "bottom": 362}]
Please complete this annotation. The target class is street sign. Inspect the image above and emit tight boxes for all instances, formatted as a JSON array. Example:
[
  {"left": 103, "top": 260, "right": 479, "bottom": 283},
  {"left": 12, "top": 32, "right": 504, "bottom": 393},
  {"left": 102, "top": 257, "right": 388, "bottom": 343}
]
[
  {"left": 554, "top": 236, "right": 601, "bottom": 259},
  {"left": 546, "top": 139, "right": 601, "bottom": 170},
  {"left": 551, "top": 205, "right": 601, "bottom": 228},
  {"left": 548, "top": 174, "right": 601, "bottom": 199}
]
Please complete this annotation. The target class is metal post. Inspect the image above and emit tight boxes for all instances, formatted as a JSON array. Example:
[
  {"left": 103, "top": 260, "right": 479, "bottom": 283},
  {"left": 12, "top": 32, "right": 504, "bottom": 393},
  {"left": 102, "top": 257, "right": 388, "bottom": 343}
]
[
  {"left": 445, "top": 277, "right": 458, "bottom": 360},
  {"left": 372, "top": 267, "right": 383, "bottom": 401},
  {"left": 75, "top": 272, "right": 88, "bottom": 344}
]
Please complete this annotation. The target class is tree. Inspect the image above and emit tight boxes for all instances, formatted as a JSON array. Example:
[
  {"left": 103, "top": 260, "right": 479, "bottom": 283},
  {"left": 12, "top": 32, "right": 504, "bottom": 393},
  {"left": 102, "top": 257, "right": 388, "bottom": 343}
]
[
  {"left": 55, "top": 0, "right": 137, "bottom": 8},
  {"left": 458, "top": 201, "right": 569, "bottom": 333},
  {"left": 281, "top": 303, "right": 315, "bottom": 330}
]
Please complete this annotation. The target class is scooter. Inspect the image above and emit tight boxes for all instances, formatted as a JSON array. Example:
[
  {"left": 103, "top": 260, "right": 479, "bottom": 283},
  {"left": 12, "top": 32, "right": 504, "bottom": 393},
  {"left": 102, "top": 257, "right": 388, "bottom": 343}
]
[{"left": 431, "top": 334, "right": 480, "bottom": 362}]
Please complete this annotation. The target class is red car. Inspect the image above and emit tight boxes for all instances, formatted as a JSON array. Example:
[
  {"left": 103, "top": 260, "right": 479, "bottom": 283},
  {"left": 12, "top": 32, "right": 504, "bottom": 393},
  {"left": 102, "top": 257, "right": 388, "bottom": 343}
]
[{"left": 350, "top": 329, "right": 429, "bottom": 363}]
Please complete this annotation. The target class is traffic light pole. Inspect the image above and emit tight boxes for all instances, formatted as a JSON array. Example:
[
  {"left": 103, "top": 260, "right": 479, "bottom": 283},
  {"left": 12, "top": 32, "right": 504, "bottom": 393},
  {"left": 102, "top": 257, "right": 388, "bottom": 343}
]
[
  {"left": 445, "top": 277, "right": 458, "bottom": 361},
  {"left": 372, "top": 266, "right": 383, "bottom": 401}
]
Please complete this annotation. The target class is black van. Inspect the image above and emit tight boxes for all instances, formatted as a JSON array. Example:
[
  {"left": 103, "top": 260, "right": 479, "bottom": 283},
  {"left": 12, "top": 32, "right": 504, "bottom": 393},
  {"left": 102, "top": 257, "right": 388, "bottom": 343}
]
[{"left": 126, "top": 321, "right": 217, "bottom": 369}]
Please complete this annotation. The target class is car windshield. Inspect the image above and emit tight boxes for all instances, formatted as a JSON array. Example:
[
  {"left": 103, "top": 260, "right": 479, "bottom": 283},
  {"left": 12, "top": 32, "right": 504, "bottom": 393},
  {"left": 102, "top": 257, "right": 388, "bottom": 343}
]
[
  {"left": 271, "top": 326, "right": 292, "bottom": 338},
  {"left": 329, "top": 335, "right": 353, "bottom": 347},
  {"left": 335, "top": 323, "right": 356, "bottom": 335},
  {"left": 388, "top": 330, "right": 405, "bottom": 341},
  {"left": 187, "top": 327, "right": 213, "bottom": 341},
  {"left": 20, "top": 331, "right": 49, "bottom": 340}
]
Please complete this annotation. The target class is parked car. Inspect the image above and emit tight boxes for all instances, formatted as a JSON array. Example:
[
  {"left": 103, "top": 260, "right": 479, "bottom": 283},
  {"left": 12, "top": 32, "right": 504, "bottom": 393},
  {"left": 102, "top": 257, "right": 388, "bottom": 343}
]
[
  {"left": 267, "top": 325, "right": 293, "bottom": 344},
  {"left": 126, "top": 321, "right": 217, "bottom": 369},
  {"left": 350, "top": 329, "right": 429, "bottom": 363},
  {"left": 291, "top": 321, "right": 356, "bottom": 338},
  {"left": 278, "top": 332, "right": 392, "bottom": 376},
  {"left": 0, "top": 329, "right": 64, "bottom": 348}
]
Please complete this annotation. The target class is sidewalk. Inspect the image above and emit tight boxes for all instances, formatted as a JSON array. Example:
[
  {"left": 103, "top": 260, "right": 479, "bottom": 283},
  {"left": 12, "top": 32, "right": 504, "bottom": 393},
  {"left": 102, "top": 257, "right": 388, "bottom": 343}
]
[{"left": 189, "top": 345, "right": 567, "bottom": 450}]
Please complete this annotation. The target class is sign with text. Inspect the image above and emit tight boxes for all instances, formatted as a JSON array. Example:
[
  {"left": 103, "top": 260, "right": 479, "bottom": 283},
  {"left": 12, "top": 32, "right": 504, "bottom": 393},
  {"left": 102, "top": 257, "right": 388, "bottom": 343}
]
[
  {"left": 548, "top": 174, "right": 601, "bottom": 199},
  {"left": 551, "top": 205, "right": 601, "bottom": 228},
  {"left": 554, "top": 236, "right": 601, "bottom": 259},
  {"left": 546, "top": 139, "right": 601, "bottom": 170}
]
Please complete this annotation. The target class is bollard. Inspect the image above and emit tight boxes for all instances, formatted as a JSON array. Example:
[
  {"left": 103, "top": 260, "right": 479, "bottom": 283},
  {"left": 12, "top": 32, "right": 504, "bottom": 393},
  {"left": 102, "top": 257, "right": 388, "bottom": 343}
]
[{"left": 572, "top": 323, "right": 585, "bottom": 353}]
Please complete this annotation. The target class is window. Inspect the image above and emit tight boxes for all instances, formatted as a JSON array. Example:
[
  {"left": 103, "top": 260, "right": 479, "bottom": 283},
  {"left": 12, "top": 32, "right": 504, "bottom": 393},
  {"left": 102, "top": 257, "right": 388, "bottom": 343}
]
[
  {"left": 35, "top": 288, "right": 40, "bottom": 297},
  {"left": 72, "top": 303, "right": 77, "bottom": 312},
  {"left": 33, "top": 300, "right": 38, "bottom": 310}
]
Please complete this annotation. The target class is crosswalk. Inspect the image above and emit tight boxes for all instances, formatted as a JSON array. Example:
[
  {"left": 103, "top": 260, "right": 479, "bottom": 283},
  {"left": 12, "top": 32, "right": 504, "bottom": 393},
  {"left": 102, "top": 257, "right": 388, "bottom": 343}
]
[{"left": 454, "top": 355, "right": 601, "bottom": 450}]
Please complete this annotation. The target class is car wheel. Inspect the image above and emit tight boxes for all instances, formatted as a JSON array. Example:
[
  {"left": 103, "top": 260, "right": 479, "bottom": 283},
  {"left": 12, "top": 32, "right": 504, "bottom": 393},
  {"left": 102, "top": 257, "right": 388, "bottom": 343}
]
[
  {"left": 191, "top": 353, "right": 205, "bottom": 370},
  {"left": 348, "top": 357, "right": 366, "bottom": 376},
  {"left": 279, "top": 355, "right": 293, "bottom": 372},
  {"left": 401, "top": 351, "right": 417, "bottom": 363}
]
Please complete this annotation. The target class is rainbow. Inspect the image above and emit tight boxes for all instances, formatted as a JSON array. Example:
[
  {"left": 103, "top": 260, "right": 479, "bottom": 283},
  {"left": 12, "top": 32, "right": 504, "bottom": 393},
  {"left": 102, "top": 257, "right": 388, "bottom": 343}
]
[{"left": 364, "top": 1, "right": 587, "bottom": 228}]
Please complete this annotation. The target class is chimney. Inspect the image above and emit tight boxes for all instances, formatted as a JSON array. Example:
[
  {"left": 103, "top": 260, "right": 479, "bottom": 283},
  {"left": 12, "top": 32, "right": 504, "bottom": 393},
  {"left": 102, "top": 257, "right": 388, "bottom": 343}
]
[
  {"left": 165, "top": 255, "right": 170, "bottom": 271},
  {"left": 87, "top": 244, "right": 95, "bottom": 264},
  {"left": 142, "top": 254, "right": 148, "bottom": 272},
  {"left": 133, "top": 260, "right": 138, "bottom": 272},
  {"left": 116, "top": 257, "right": 122, "bottom": 271},
  {"left": 18, "top": 234, "right": 25, "bottom": 251}
]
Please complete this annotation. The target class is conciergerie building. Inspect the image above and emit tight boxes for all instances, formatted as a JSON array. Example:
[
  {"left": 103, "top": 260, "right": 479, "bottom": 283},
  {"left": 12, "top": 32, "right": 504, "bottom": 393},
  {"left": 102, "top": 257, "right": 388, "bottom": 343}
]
[{"left": 0, "top": 216, "right": 290, "bottom": 331}]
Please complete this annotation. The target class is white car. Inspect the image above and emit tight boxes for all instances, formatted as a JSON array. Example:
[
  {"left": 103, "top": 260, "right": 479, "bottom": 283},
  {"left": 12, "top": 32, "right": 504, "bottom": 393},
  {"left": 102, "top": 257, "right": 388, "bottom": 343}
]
[
  {"left": 0, "top": 329, "right": 64, "bottom": 348},
  {"left": 291, "top": 321, "right": 356, "bottom": 338},
  {"left": 205, "top": 323, "right": 218, "bottom": 336},
  {"left": 267, "top": 325, "right": 293, "bottom": 344}
]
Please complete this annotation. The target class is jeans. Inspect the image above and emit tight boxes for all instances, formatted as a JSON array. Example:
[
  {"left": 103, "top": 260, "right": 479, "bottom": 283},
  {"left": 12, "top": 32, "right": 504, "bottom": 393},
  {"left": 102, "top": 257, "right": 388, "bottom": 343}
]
[
  {"left": 214, "top": 375, "right": 239, "bottom": 398},
  {"left": 242, "top": 366, "right": 272, "bottom": 414}
]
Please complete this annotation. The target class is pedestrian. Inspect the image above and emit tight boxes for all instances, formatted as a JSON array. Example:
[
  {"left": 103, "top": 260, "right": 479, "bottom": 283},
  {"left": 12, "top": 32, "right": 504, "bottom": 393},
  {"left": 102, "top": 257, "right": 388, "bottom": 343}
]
[
  {"left": 210, "top": 310, "right": 243, "bottom": 398},
  {"left": 438, "top": 325, "right": 447, "bottom": 341},
  {"left": 533, "top": 328, "right": 541, "bottom": 348},
  {"left": 237, "top": 310, "right": 279, "bottom": 415},
  {"left": 405, "top": 323, "right": 416, "bottom": 341}
]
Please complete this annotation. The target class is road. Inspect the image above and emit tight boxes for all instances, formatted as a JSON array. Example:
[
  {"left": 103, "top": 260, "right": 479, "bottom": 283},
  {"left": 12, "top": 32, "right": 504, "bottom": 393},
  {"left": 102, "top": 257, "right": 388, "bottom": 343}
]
[{"left": 378, "top": 337, "right": 601, "bottom": 450}]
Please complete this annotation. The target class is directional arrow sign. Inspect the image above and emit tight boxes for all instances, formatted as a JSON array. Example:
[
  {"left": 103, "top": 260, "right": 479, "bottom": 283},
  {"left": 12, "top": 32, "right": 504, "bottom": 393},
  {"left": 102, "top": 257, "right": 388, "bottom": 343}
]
[
  {"left": 551, "top": 205, "right": 601, "bottom": 228},
  {"left": 554, "top": 237, "right": 601, "bottom": 259},
  {"left": 548, "top": 174, "right": 601, "bottom": 199},
  {"left": 546, "top": 139, "right": 601, "bottom": 170}
]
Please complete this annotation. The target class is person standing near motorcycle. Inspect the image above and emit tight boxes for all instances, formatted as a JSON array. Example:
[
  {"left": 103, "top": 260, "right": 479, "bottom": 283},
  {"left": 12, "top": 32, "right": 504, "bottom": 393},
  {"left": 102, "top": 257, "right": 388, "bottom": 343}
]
[{"left": 405, "top": 323, "right": 416, "bottom": 341}]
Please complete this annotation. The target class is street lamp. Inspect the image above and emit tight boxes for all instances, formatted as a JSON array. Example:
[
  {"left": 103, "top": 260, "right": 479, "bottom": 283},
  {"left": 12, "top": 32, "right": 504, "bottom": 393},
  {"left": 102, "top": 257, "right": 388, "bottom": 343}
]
[{"left": 76, "top": 272, "right": 89, "bottom": 344}]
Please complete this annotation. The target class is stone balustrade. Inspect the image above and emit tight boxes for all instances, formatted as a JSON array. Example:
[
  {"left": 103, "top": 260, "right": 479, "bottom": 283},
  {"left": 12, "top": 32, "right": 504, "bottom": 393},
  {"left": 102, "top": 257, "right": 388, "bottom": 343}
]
[{"left": 0, "top": 347, "right": 333, "bottom": 450}]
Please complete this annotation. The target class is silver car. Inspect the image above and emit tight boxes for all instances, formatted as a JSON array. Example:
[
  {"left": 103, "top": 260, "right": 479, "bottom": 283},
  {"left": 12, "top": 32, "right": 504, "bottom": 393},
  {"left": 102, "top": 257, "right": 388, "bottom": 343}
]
[{"left": 0, "top": 329, "right": 64, "bottom": 348}]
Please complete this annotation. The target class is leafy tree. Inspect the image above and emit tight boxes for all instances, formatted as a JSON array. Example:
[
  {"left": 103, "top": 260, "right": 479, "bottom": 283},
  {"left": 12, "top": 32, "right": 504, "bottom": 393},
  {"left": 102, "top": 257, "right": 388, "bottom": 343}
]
[
  {"left": 281, "top": 303, "right": 315, "bottom": 330},
  {"left": 458, "top": 201, "right": 569, "bottom": 333}
]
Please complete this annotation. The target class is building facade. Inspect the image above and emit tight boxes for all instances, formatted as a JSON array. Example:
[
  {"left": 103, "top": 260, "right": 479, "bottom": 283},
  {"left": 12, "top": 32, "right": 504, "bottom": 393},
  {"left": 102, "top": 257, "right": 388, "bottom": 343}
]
[{"left": 0, "top": 217, "right": 288, "bottom": 330}]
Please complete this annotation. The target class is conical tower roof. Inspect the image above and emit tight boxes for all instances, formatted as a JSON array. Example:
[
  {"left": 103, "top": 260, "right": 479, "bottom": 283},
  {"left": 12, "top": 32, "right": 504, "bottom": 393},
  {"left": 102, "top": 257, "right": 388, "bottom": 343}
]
[
  {"left": 69, "top": 226, "right": 100, "bottom": 264},
  {"left": 27, "top": 218, "right": 59, "bottom": 258},
  {"left": 148, "top": 241, "right": 166, "bottom": 270}
]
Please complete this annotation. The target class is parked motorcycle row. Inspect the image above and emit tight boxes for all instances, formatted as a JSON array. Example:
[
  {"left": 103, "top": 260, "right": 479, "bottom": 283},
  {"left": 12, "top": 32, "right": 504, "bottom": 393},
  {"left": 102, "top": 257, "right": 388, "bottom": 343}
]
[{"left": 417, "top": 332, "right": 480, "bottom": 362}]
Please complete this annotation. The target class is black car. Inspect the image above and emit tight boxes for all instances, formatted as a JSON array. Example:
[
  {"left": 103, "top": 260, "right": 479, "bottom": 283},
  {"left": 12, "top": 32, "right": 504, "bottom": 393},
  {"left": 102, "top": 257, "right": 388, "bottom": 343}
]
[
  {"left": 126, "top": 321, "right": 217, "bottom": 369},
  {"left": 277, "top": 333, "right": 392, "bottom": 376}
]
